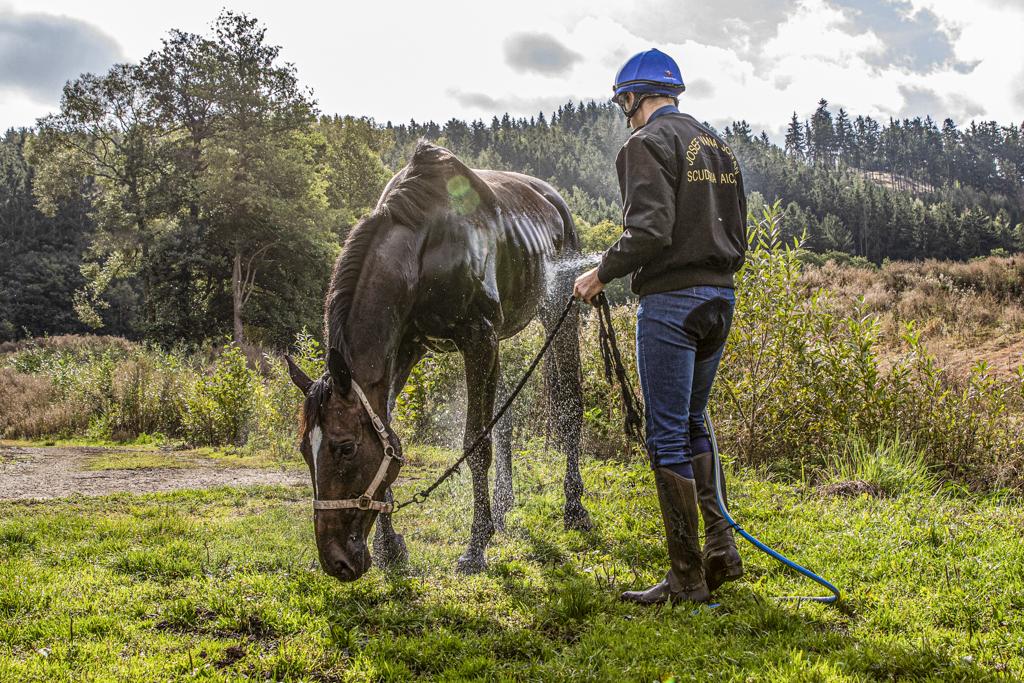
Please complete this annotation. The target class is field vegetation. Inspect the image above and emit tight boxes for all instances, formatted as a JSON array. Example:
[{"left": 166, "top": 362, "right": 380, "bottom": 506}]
[
  {"left": 1, "top": 445, "right": 1022, "bottom": 680},
  {"left": 3, "top": 205, "right": 1021, "bottom": 493}
]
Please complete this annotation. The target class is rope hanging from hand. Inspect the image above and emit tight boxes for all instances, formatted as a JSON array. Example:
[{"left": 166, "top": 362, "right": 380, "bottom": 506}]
[{"left": 594, "top": 292, "right": 644, "bottom": 448}]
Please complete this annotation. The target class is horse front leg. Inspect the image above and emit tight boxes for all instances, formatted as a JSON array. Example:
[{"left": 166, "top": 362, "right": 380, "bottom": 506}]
[
  {"left": 456, "top": 324, "right": 499, "bottom": 573},
  {"left": 372, "top": 487, "right": 408, "bottom": 568},
  {"left": 373, "top": 336, "right": 424, "bottom": 569}
]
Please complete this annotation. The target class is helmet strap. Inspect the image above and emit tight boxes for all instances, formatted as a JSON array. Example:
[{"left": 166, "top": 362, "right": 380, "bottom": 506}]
[{"left": 619, "top": 92, "right": 671, "bottom": 128}]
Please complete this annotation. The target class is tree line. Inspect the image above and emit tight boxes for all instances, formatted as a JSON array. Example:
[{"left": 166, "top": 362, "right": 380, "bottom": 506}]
[{"left": 2, "top": 11, "right": 1022, "bottom": 346}]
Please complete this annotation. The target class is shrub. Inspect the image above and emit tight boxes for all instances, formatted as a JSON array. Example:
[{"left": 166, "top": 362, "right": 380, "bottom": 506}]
[
  {"left": 182, "top": 342, "right": 260, "bottom": 446},
  {"left": 713, "top": 202, "right": 1024, "bottom": 490},
  {"left": 248, "top": 330, "right": 323, "bottom": 459},
  {"left": 2, "top": 335, "right": 136, "bottom": 373},
  {"left": 393, "top": 350, "right": 466, "bottom": 448},
  {"left": 0, "top": 369, "right": 90, "bottom": 438},
  {"left": 92, "top": 354, "right": 189, "bottom": 441}
]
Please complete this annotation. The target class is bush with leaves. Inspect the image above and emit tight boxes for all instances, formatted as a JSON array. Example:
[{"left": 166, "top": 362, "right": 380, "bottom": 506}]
[
  {"left": 182, "top": 342, "right": 259, "bottom": 447},
  {"left": 714, "top": 201, "right": 1024, "bottom": 490}
]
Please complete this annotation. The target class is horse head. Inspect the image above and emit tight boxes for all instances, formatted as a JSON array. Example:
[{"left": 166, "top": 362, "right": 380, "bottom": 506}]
[{"left": 285, "top": 348, "right": 402, "bottom": 581}]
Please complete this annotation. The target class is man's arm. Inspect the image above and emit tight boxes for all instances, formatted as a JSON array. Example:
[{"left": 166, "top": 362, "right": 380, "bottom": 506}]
[
  {"left": 597, "top": 134, "right": 677, "bottom": 283},
  {"left": 738, "top": 169, "right": 748, "bottom": 230}
]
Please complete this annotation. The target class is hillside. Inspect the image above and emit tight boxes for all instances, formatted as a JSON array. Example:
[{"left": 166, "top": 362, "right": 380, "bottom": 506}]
[{"left": 801, "top": 254, "right": 1024, "bottom": 379}]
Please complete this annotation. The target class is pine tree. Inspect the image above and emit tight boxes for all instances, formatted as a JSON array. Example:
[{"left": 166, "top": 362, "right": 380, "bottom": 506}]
[
  {"left": 810, "top": 99, "right": 836, "bottom": 167},
  {"left": 785, "top": 112, "right": 805, "bottom": 158},
  {"left": 835, "top": 108, "right": 854, "bottom": 164}
]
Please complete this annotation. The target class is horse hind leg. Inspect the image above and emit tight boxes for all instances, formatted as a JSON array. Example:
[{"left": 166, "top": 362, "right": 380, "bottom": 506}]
[
  {"left": 455, "top": 322, "right": 500, "bottom": 573},
  {"left": 491, "top": 373, "right": 515, "bottom": 533},
  {"left": 540, "top": 292, "right": 592, "bottom": 531},
  {"left": 373, "top": 487, "right": 408, "bottom": 568}
]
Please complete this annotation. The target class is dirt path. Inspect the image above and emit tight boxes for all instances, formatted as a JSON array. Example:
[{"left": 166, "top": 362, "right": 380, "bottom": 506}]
[{"left": 0, "top": 444, "right": 305, "bottom": 500}]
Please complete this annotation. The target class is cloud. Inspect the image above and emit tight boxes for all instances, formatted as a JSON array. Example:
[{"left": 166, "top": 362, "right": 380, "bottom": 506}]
[
  {"left": 896, "top": 84, "right": 943, "bottom": 116},
  {"left": 611, "top": 0, "right": 797, "bottom": 54},
  {"left": 0, "top": 9, "right": 123, "bottom": 104},
  {"left": 686, "top": 78, "right": 716, "bottom": 98},
  {"left": 447, "top": 90, "right": 500, "bottom": 110},
  {"left": 1012, "top": 71, "right": 1024, "bottom": 110},
  {"left": 896, "top": 84, "right": 984, "bottom": 121},
  {"left": 835, "top": 0, "right": 974, "bottom": 73},
  {"left": 503, "top": 32, "right": 582, "bottom": 76}
]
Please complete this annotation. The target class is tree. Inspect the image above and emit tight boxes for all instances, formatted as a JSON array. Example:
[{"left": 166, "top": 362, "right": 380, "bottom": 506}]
[
  {"left": 835, "top": 108, "right": 854, "bottom": 164},
  {"left": 785, "top": 112, "right": 805, "bottom": 159},
  {"left": 193, "top": 11, "right": 328, "bottom": 344},
  {"left": 809, "top": 99, "right": 836, "bottom": 167},
  {"left": 0, "top": 130, "right": 94, "bottom": 341},
  {"left": 29, "top": 63, "right": 174, "bottom": 331},
  {"left": 27, "top": 10, "right": 335, "bottom": 345},
  {"left": 317, "top": 115, "right": 393, "bottom": 238}
]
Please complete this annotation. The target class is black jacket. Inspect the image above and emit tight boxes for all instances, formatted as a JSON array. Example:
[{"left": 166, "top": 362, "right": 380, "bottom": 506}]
[{"left": 597, "top": 110, "right": 747, "bottom": 295}]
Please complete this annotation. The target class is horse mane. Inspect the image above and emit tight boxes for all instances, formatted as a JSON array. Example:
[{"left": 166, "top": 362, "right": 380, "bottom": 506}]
[
  {"left": 299, "top": 374, "right": 332, "bottom": 439},
  {"left": 324, "top": 140, "right": 496, "bottom": 354}
]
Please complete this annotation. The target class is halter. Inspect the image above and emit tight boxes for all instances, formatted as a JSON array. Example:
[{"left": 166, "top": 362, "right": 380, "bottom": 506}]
[{"left": 311, "top": 381, "right": 401, "bottom": 514}]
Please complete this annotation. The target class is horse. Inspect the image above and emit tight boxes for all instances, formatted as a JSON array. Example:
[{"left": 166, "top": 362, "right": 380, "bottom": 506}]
[{"left": 285, "top": 141, "right": 590, "bottom": 580}]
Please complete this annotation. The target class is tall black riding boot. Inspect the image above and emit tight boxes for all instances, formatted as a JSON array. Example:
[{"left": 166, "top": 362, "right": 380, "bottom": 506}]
[
  {"left": 621, "top": 468, "right": 710, "bottom": 605},
  {"left": 692, "top": 451, "right": 743, "bottom": 592}
]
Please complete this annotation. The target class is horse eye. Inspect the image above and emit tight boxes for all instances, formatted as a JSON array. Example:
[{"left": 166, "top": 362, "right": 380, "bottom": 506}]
[{"left": 332, "top": 441, "right": 357, "bottom": 457}]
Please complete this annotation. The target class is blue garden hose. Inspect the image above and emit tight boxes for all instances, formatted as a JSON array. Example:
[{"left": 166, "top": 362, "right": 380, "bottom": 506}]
[{"left": 705, "top": 409, "right": 841, "bottom": 605}]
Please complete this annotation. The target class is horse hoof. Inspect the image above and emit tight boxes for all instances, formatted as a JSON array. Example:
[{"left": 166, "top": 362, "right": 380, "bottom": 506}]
[
  {"left": 373, "top": 533, "right": 409, "bottom": 568},
  {"left": 456, "top": 552, "right": 487, "bottom": 574},
  {"left": 564, "top": 507, "right": 593, "bottom": 532}
]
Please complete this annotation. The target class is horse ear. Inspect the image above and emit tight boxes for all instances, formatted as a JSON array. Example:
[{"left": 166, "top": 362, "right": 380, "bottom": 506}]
[
  {"left": 284, "top": 355, "right": 313, "bottom": 395},
  {"left": 328, "top": 347, "right": 352, "bottom": 395}
]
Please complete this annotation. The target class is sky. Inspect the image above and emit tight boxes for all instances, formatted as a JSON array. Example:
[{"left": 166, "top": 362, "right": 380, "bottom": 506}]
[{"left": 1, "top": 0, "right": 1023, "bottom": 139}]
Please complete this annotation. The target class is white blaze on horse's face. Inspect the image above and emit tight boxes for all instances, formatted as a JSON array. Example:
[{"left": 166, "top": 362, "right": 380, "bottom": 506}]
[{"left": 309, "top": 423, "right": 323, "bottom": 498}]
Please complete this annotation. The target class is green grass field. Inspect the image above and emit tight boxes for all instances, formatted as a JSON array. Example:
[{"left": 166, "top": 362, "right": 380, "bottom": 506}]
[{"left": 1, "top": 445, "right": 1021, "bottom": 681}]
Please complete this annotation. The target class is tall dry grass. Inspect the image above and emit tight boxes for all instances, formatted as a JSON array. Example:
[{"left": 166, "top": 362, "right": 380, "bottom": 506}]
[{"left": 802, "top": 255, "right": 1024, "bottom": 346}]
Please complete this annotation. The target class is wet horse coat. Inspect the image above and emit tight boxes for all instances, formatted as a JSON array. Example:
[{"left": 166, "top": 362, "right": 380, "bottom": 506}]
[{"left": 291, "top": 141, "right": 589, "bottom": 578}]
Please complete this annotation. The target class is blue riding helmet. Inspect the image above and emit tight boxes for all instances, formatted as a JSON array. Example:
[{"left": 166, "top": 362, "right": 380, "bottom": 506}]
[{"left": 612, "top": 48, "right": 685, "bottom": 99}]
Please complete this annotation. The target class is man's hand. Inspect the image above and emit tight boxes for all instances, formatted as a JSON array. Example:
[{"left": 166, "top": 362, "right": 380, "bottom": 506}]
[{"left": 573, "top": 266, "right": 605, "bottom": 304}]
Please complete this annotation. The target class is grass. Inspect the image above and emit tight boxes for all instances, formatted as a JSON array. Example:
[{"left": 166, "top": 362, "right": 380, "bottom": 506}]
[
  {"left": 0, "top": 445, "right": 1022, "bottom": 681},
  {"left": 821, "top": 433, "right": 940, "bottom": 497},
  {"left": 82, "top": 451, "right": 198, "bottom": 471}
]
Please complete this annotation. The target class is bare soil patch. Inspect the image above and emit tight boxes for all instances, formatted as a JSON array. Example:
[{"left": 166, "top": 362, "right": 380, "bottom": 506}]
[{"left": 0, "top": 444, "right": 305, "bottom": 500}]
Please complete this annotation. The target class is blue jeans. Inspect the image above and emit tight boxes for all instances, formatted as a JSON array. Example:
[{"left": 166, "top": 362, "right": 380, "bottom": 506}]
[{"left": 636, "top": 286, "right": 736, "bottom": 470}]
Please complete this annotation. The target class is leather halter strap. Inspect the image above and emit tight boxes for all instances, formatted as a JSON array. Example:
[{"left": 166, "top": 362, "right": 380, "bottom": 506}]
[{"left": 312, "top": 381, "right": 400, "bottom": 514}]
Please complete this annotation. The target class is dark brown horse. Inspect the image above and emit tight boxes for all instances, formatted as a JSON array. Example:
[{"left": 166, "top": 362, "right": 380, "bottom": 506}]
[{"left": 286, "top": 141, "right": 590, "bottom": 580}]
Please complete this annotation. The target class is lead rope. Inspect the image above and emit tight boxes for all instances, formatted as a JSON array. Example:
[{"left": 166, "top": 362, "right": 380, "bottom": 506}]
[
  {"left": 594, "top": 293, "right": 644, "bottom": 448},
  {"left": 593, "top": 293, "right": 840, "bottom": 605}
]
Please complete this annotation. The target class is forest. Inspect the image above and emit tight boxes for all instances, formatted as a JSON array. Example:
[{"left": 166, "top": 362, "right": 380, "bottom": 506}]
[{"left": 1, "top": 12, "right": 1023, "bottom": 347}]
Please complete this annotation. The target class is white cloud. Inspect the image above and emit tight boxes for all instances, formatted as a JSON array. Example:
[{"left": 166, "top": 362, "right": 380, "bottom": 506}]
[
  {"left": 764, "top": 0, "right": 884, "bottom": 62},
  {"left": 1, "top": 0, "right": 1021, "bottom": 135}
]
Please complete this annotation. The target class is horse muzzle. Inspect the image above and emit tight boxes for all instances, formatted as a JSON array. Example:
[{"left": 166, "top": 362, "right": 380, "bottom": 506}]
[{"left": 318, "top": 538, "right": 372, "bottom": 581}]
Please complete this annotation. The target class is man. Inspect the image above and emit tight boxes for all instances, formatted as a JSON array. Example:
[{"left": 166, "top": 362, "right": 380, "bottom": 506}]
[{"left": 573, "top": 48, "right": 747, "bottom": 605}]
